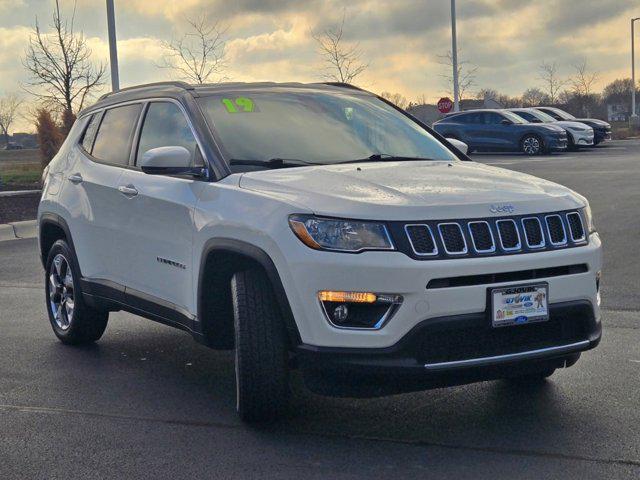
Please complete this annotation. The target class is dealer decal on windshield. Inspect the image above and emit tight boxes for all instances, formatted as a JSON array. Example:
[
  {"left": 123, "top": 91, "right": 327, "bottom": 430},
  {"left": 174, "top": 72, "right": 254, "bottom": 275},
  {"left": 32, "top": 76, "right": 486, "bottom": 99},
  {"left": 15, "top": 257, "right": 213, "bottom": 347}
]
[{"left": 222, "top": 97, "right": 256, "bottom": 113}]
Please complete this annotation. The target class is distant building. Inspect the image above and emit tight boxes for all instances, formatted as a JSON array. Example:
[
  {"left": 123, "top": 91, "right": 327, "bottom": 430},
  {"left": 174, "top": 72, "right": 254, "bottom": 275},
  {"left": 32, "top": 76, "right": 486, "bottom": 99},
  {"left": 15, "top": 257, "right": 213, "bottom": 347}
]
[
  {"left": 406, "top": 104, "right": 440, "bottom": 126},
  {"left": 9, "top": 133, "right": 38, "bottom": 149},
  {"left": 607, "top": 103, "right": 629, "bottom": 122}
]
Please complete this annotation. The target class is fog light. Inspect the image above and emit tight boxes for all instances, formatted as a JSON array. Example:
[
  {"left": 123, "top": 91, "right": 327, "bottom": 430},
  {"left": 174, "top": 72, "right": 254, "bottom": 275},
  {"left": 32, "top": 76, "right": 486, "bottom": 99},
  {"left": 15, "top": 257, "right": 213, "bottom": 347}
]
[
  {"left": 333, "top": 304, "right": 349, "bottom": 323},
  {"left": 318, "top": 290, "right": 402, "bottom": 329}
]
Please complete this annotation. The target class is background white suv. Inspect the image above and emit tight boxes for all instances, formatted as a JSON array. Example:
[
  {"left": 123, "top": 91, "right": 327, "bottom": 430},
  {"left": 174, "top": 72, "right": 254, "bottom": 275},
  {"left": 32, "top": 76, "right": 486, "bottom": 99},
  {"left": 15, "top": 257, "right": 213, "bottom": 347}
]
[{"left": 39, "top": 82, "right": 602, "bottom": 422}]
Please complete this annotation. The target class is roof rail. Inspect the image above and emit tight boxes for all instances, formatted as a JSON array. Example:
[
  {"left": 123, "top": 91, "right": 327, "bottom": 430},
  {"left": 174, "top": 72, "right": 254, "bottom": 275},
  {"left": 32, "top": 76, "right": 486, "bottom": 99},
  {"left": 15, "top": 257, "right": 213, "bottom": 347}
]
[
  {"left": 319, "top": 82, "right": 366, "bottom": 92},
  {"left": 98, "top": 81, "right": 194, "bottom": 101}
]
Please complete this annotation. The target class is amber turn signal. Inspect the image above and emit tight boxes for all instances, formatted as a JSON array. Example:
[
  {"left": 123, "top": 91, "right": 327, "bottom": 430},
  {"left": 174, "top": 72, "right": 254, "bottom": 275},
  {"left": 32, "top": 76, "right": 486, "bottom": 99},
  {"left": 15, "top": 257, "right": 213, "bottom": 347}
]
[{"left": 318, "top": 291, "right": 377, "bottom": 303}]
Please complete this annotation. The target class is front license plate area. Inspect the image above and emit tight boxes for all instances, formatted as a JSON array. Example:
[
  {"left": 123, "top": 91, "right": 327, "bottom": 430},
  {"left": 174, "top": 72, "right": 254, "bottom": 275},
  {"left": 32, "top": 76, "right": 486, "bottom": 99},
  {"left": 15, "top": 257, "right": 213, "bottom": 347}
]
[{"left": 491, "top": 283, "right": 549, "bottom": 328}]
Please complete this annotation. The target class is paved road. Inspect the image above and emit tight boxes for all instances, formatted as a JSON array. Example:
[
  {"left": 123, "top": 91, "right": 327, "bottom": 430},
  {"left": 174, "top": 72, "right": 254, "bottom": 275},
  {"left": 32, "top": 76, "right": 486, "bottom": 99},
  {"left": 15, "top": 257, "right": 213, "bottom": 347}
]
[{"left": 1, "top": 141, "right": 639, "bottom": 479}]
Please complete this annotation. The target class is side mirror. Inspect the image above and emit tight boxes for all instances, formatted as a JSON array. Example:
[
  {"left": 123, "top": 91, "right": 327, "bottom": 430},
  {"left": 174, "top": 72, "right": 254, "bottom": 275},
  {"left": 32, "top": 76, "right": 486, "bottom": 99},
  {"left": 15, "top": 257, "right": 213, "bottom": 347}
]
[
  {"left": 500, "top": 119, "right": 513, "bottom": 125},
  {"left": 446, "top": 138, "right": 468, "bottom": 155},
  {"left": 140, "top": 146, "right": 204, "bottom": 177}
]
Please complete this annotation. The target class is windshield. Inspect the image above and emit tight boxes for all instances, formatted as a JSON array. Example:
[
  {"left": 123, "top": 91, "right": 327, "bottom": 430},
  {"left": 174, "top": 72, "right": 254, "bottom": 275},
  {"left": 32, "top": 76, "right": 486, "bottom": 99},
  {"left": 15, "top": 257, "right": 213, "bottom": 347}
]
[
  {"left": 501, "top": 111, "right": 528, "bottom": 124},
  {"left": 546, "top": 108, "right": 575, "bottom": 120},
  {"left": 527, "top": 109, "right": 557, "bottom": 123},
  {"left": 197, "top": 91, "right": 458, "bottom": 169}
]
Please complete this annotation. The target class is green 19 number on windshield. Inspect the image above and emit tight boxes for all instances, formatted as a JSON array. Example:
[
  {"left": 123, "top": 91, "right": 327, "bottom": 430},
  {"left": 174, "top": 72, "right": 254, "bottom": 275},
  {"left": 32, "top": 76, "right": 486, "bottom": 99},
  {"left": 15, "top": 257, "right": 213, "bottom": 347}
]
[{"left": 222, "top": 97, "right": 255, "bottom": 113}]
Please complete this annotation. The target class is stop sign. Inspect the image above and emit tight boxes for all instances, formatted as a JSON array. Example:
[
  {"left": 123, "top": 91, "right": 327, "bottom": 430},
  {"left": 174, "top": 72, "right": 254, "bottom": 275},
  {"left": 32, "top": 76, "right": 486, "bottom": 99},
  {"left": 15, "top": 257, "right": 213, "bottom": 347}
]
[{"left": 437, "top": 97, "right": 453, "bottom": 114}]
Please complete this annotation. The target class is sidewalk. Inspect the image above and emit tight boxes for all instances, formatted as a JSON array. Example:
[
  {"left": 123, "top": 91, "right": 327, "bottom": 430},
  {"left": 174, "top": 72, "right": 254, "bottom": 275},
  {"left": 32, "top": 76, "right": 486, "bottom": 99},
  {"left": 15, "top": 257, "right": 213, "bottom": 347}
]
[{"left": 0, "top": 219, "right": 37, "bottom": 241}]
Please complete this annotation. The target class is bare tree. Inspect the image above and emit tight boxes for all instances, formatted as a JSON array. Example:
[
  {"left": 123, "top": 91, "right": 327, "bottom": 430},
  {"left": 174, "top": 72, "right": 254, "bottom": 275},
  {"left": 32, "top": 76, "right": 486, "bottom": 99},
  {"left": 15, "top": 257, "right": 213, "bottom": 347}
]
[
  {"left": 438, "top": 50, "right": 478, "bottom": 101},
  {"left": 538, "top": 61, "right": 567, "bottom": 103},
  {"left": 521, "top": 87, "right": 551, "bottom": 107},
  {"left": 159, "top": 15, "right": 227, "bottom": 84},
  {"left": 570, "top": 58, "right": 599, "bottom": 96},
  {"left": 313, "top": 11, "right": 368, "bottom": 84},
  {"left": 413, "top": 93, "right": 428, "bottom": 106},
  {"left": 23, "top": 0, "right": 105, "bottom": 116},
  {"left": 379, "top": 91, "right": 408, "bottom": 109},
  {"left": 0, "top": 94, "right": 22, "bottom": 147}
]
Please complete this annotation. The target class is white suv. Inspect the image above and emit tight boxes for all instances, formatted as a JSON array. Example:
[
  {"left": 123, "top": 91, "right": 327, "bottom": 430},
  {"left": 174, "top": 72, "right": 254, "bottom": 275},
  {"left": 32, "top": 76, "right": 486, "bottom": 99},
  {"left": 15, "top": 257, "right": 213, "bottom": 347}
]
[{"left": 38, "top": 82, "right": 602, "bottom": 422}]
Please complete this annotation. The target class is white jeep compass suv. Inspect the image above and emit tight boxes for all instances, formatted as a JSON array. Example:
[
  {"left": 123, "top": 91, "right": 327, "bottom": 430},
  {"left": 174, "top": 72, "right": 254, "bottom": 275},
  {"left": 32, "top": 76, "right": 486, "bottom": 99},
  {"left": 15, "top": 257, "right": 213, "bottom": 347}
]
[{"left": 38, "top": 82, "right": 602, "bottom": 422}]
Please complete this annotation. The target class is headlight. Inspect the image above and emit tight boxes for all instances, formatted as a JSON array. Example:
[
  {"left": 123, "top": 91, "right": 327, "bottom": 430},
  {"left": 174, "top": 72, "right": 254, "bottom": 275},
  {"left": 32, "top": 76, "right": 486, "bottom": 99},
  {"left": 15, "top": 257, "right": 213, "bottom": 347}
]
[
  {"left": 288, "top": 215, "right": 394, "bottom": 252},
  {"left": 571, "top": 127, "right": 588, "bottom": 132},
  {"left": 582, "top": 204, "right": 596, "bottom": 233}
]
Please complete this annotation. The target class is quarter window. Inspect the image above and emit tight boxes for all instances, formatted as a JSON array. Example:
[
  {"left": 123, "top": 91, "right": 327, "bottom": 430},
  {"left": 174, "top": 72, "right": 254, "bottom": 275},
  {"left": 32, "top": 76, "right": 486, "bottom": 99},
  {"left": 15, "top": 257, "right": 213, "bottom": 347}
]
[
  {"left": 81, "top": 113, "right": 101, "bottom": 153},
  {"left": 92, "top": 104, "right": 142, "bottom": 166},
  {"left": 136, "top": 102, "right": 200, "bottom": 166}
]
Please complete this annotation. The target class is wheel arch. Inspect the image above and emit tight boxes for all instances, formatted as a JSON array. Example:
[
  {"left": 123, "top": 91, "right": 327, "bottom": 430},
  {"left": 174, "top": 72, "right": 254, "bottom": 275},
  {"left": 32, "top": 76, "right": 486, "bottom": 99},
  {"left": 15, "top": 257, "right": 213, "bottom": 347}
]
[
  {"left": 39, "top": 213, "right": 78, "bottom": 272},
  {"left": 197, "top": 238, "right": 301, "bottom": 350}
]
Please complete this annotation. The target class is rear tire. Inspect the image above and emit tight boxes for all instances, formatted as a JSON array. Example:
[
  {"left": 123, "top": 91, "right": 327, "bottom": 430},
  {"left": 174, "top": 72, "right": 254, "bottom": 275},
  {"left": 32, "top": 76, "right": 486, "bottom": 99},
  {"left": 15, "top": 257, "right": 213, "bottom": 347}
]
[
  {"left": 45, "top": 240, "right": 108, "bottom": 345},
  {"left": 231, "top": 269, "right": 290, "bottom": 423},
  {"left": 521, "top": 134, "right": 543, "bottom": 155}
]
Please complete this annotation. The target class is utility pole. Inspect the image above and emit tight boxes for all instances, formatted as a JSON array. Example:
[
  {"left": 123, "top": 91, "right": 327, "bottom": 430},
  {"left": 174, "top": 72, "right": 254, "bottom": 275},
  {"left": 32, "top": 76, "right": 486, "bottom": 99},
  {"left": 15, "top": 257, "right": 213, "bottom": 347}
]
[
  {"left": 632, "top": 17, "right": 639, "bottom": 124},
  {"left": 106, "top": 0, "right": 120, "bottom": 92},
  {"left": 450, "top": 0, "right": 460, "bottom": 112}
]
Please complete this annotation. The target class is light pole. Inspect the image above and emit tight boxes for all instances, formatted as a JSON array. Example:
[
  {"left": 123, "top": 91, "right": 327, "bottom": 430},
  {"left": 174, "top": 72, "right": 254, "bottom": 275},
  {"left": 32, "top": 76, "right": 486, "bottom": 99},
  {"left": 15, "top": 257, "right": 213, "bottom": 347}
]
[
  {"left": 106, "top": 0, "right": 120, "bottom": 92},
  {"left": 450, "top": 0, "right": 460, "bottom": 112}
]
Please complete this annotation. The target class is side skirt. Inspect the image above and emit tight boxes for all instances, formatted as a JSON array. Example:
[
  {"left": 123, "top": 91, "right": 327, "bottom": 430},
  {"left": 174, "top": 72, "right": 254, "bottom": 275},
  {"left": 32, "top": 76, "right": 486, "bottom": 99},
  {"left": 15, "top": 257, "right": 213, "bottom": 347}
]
[{"left": 80, "top": 278, "right": 207, "bottom": 344}]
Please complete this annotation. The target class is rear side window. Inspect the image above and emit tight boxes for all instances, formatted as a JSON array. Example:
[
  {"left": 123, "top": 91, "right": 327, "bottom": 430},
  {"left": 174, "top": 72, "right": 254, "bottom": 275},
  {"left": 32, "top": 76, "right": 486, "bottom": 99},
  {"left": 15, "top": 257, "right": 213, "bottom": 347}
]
[
  {"left": 92, "top": 104, "right": 142, "bottom": 166},
  {"left": 451, "top": 114, "right": 469, "bottom": 124},
  {"left": 483, "top": 112, "right": 503, "bottom": 124},
  {"left": 81, "top": 114, "right": 101, "bottom": 152},
  {"left": 458, "top": 112, "right": 481, "bottom": 124},
  {"left": 136, "top": 102, "right": 199, "bottom": 166}
]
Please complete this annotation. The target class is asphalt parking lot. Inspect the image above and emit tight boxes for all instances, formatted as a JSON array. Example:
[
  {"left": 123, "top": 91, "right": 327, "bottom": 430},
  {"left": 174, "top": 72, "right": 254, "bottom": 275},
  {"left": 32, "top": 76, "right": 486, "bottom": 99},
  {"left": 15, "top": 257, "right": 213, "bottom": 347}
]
[{"left": 1, "top": 140, "right": 639, "bottom": 479}]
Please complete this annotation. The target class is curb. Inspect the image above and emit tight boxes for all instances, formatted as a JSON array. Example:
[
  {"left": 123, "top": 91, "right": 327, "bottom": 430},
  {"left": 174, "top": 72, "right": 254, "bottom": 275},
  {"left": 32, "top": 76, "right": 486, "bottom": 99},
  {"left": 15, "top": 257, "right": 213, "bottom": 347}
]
[
  {"left": 0, "top": 189, "right": 41, "bottom": 197},
  {"left": 0, "top": 219, "right": 37, "bottom": 241}
]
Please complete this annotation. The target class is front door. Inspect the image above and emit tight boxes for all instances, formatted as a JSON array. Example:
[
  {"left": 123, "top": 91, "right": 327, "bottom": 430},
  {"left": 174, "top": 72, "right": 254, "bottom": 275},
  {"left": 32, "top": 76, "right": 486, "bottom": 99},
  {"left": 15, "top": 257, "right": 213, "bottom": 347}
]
[{"left": 116, "top": 101, "right": 206, "bottom": 317}]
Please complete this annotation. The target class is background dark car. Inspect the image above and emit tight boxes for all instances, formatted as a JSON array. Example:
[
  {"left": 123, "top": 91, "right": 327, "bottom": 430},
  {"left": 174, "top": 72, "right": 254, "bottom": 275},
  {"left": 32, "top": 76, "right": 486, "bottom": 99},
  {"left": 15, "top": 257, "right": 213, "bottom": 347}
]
[
  {"left": 2, "top": 142, "right": 23, "bottom": 150},
  {"left": 432, "top": 109, "right": 568, "bottom": 155},
  {"left": 535, "top": 107, "right": 611, "bottom": 145}
]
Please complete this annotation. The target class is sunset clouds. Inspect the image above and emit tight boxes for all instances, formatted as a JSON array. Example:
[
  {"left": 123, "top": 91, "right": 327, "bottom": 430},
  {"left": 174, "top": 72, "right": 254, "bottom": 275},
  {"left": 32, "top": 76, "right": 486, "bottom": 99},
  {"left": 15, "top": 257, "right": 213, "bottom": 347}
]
[{"left": 1, "top": 0, "right": 637, "bottom": 130}]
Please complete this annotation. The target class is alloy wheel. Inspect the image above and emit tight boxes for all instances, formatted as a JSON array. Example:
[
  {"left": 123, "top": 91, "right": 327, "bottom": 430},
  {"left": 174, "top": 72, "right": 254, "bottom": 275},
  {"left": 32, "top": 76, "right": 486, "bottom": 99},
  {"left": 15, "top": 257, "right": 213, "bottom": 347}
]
[
  {"left": 522, "top": 136, "right": 540, "bottom": 155},
  {"left": 48, "top": 254, "right": 75, "bottom": 330}
]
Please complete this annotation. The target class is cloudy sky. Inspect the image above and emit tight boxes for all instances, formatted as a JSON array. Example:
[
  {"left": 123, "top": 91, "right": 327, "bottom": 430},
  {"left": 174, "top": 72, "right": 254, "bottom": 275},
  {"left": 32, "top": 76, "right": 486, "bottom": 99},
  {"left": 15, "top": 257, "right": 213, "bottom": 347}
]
[{"left": 0, "top": 0, "right": 637, "bottom": 131}]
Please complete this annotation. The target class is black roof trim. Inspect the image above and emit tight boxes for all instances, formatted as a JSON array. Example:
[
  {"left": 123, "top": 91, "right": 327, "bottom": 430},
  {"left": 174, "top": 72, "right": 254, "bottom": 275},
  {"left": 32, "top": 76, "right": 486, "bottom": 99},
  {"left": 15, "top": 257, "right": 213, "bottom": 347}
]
[
  {"left": 97, "top": 81, "right": 193, "bottom": 101},
  {"left": 81, "top": 81, "right": 375, "bottom": 117}
]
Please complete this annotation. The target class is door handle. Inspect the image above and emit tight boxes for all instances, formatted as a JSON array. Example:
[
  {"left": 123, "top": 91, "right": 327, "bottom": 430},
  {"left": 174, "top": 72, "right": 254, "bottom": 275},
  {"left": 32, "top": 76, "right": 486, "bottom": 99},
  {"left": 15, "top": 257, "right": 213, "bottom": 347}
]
[
  {"left": 118, "top": 185, "right": 138, "bottom": 198},
  {"left": 68, "top": 173, "right": 83, "bottom": 184}
]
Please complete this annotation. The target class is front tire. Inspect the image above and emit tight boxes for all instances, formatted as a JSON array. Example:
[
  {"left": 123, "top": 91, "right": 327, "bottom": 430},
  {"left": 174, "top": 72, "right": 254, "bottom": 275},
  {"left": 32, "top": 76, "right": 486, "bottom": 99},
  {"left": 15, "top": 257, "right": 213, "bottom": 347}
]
[
  {"left": 45, "top": 240, "right": 108, "bottom": 345},
  {"left": 521, "top": 134, "right": 543, "bottom": 155},
  {"left": 231, "top": 269, "right": 290, "bottom": 422}
]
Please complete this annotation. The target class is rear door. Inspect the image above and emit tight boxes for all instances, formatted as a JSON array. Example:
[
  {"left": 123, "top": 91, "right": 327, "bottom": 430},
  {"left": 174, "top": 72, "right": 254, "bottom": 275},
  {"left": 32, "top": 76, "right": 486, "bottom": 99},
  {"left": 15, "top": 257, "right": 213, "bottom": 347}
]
[
  {"left": 62, "top": 103, "right": 142, "bottom": 296},
  {"left": 117, "top": 100, "right": 206, "bottom": 316},
  {"left": 482, "top": 112, "right": 517, "bottom": 148},
  {"left": 462, "top": 112, "right": 488, "bottom": 148}
]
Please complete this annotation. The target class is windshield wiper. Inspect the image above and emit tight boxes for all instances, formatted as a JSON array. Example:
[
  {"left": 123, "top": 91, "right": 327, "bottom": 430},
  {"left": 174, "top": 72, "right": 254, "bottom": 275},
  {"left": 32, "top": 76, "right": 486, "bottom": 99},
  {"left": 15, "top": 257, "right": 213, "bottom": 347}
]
[
  {"left": 229, "top": 157, "right": 321, "bottom": 169},
  {"left": 337, "top": 153, "right": 435, "bottom": 165}
]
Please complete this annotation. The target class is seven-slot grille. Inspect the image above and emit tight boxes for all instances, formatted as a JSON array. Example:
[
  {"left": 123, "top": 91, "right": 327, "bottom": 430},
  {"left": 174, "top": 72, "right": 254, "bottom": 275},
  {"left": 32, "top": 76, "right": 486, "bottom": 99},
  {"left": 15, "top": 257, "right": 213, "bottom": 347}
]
[
  {"left": 405, "top": 224, "right": 437, "bottom": 256},
  {"left": 401, "top": 210, "right": 587, "bottom": 259},
  {"left": 438, "top": 223, "right": 467, "bottom": 254}
]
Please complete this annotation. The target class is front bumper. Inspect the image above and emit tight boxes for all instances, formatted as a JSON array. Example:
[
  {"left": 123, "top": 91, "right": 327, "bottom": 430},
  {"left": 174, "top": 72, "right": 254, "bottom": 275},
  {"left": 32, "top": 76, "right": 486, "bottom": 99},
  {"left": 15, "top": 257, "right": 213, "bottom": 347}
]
[
  {"left": 571, "top": 130, "right": 595, "bottom": 146},
  {"left": 594, "top": 129, "right": 612, "bottom": 144},
  {"left": 282, "top": 233, "right": 602, "bottom": 349},
  {"left": 297, "top": 300, "right": 601, "bottom": 397},
  {"left": 547, "top": 135, "right": 568, "bottom": 151}
]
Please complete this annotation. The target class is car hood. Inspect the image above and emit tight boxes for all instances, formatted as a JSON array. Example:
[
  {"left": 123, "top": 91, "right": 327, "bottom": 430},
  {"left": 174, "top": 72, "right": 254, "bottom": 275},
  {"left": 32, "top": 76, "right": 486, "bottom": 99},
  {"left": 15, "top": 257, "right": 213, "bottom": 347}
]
[
  {"left": 573, "top": 118, "right": 611, "bottom": 128},
  {"left": 555, "top": 121, "right": 594, "bottom": 131},
  {"left": 238, "top": 161, "right": 584, "bottom": 220}
]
